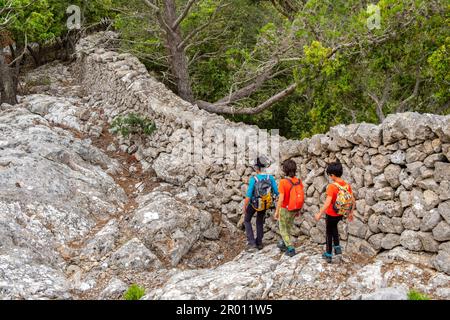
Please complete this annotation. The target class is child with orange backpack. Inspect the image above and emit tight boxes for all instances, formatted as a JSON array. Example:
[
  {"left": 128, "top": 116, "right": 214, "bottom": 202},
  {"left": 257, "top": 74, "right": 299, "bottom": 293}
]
[
  {"left": 315, "top": 161, "right": 355, "bottom": 263},
  {"left": 274, "top": 160, "right": 304, "bottom": 257}
]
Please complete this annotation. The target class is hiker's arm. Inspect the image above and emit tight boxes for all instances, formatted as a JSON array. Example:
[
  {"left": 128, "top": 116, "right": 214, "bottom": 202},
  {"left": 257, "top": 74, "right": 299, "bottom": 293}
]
[
  {"left": 315, "top": 195, "right": 332, "bottom": 221},
  {"left": 243, "top": 177, "right": 254, "bottom": 213},
  {"left": 243, "top": 197, "right": 250, "bottom": 214},
  {"left": 270, "top": 176, "right": 279, "bottom": 196},
  {"left": 274, "top": 193, "right": 284, "bottom": 220}
]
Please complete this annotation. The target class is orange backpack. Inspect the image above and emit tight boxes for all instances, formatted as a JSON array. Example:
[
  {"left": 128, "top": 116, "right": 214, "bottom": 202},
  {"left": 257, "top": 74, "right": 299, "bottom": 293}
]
[{"left": 286, "top": 178, "right": 304, "bottom": 212}]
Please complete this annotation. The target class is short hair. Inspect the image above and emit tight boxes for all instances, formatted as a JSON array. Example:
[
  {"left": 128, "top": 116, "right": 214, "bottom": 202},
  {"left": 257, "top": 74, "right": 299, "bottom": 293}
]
[
  {"left": 326, "top": 161, "right": 343, "bottom": 177},
  {"left": 282, "top": 160, "right": 297, "bottom": 177}
]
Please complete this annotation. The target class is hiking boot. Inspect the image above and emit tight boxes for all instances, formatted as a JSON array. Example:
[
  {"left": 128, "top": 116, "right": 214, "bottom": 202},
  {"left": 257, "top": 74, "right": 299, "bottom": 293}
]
[
  {"left": 256, "top": 243, "right": 264, "bottom": 250},
  {"left": 277, "top": 240, "right": 288, "bottom": 252},
  {"left": 322, "top": 252, "right": 332, "bottom": 263},
  {"left": 285, "top": 246, "right": 296, "bottom": 257},
  {"left": 246, "top": 244, "right": 257, "bottom": 252},
  {"left": 334, "top": 245, "right": 342, "bottom": 255}
]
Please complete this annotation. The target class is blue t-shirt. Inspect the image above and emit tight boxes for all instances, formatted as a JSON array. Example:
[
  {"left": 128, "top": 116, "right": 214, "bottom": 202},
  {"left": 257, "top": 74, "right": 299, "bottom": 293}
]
[{"left": 246, "top": 174, "right": 279, "bottom": 199}]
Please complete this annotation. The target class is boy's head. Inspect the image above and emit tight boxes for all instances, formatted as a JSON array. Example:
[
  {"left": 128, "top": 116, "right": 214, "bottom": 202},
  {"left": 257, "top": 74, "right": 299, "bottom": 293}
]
[
  {"left": 254, "top": 155, "right": 270, "bottom": 172},
  {"left": 326, "top": 161, "right": 343, "bottom": 179},
  {"left": 282, "top": 159, "right": 296, "bottom": 177}
]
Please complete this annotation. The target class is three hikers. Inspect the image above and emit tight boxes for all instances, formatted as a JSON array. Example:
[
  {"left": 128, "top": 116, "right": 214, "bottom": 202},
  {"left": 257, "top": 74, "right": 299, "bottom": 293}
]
[{"left": 244, "top": 158, "right": 355, "bottom": 262}]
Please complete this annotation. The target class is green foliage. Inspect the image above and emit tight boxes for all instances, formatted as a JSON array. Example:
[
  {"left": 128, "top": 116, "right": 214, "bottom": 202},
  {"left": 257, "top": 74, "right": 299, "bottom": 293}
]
[
  {"left": 110, "top": 113, "right": 156, "bottom": 138},
  {"left": 3, "top": 0, "right": 449, "bottom": 139},
  {"left": 123, "top": 284, "right": 146, "bottom": 301},
  {"left": 407, "top": 289, "right": 430, "bottom": 300}
]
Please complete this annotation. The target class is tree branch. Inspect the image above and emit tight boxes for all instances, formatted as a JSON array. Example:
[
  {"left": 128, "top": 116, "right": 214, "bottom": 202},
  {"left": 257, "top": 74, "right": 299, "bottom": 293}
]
[
  {"left": 142, "top": 0, "right": 175, "bottom": 36},
  {"left": 177, "top": 2, "right": 229, "bottom": 51},
  {"left": 368, "top": 78, "right": 391, "bottom": 123},
  {"left": 196, "top": 82, "right": 297, "bottom": 115},
  {"left": 142, "top": 0, "right": 160, "bottom": 12},
  {"left": 396, "top": 74, "right": 421, "bottom": 113},
  {"left": 172, "top": 0, "right": 197, "bottom": 30}
]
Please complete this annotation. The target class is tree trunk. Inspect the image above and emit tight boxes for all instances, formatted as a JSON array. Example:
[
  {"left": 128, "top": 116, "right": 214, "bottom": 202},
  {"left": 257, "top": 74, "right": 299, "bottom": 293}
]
[
  {"left": 162, "top": 0, "right": 194, "bottom": 102},
  {"left": 0, "top": 55, "right": 18, "bottom": 105},
  {"left": 27, "top": 44, "right": 41, "bottom": 67}
]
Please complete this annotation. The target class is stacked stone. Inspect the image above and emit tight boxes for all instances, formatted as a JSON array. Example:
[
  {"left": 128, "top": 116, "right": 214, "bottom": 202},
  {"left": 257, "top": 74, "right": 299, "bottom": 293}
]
[{"left": 75, "top": 32, "right": 450, "bottom": 274}]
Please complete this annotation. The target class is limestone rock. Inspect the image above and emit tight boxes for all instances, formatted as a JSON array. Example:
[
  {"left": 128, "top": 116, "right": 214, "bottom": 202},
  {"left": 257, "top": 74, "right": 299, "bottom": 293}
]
[
  {"left": 372, "top": 201, "right": 402, "bottom": 218},
  {"left": 437, "top": 201, "right": 450, "bottom": 224},
  {"left": 434, "top": 162, "right": 450, "bottom": 182},
  {"left": 378, "top": 216, "right": 404, "bottom": 234},
  {"left": 346, "top": 236, "right": 377, "bottom": 257},
  {"left": 382, "top": 112, "right": 435, "bottom": 145},
  {"left": 390, "top": 150, "right": 406, "bottom": 165},
  {"left": 353, "top": 123, "right": 382, "bottom": 148},
  {"left": 357, "top": 287, "right": 407, "bottom": 300},
  {"left": 438, "top": 181, "right": 450, "bottom": 200},
  {"left": 432, "top": 221, "right": 450, "bottom": 242},
  {"left": 417, "top": 232, "right": 440, "bottom": 253},
  {"left": 400, "top": 230, "right": 423, "bottom": 251},
  {"left": 368, "top": 233, "right": 384, "bottom": 251},
  {"left": 401, "top": 208, "right": 420, "bottom": 231},
  {"left": 381, "top": 234, "right": 401, "bottom": 250},
  {"left": 100, "top": 278, "right": 128, "bottom": 300},
  {"left": 424, "top": 154, "right": 446, "bottom": 168},
  {"left": 81, "top": 220, "right": 119, "bottom": 261},
  {"left": 370, "top": 154, "right": 390, "bottom": 172},
  {"left": 348, "top": 219, "right": 368, "bottom": 239},
  {"left": 109, "top": 238, "right": 161, "bottom": 271},
  {"left": 131, "top": 191, "right": 213, "bottom": 266},
  {"left": 420, "top": 209, "right": 442, "bottom": 232},
  {"left": 384, "top": 164, "right": 401, "bottom": 188},
  {"left": 433, "top": 251, "right": 450, "bottom": 275},
  {"left": 375, "top": 187, "right": 395, "bottom": 201}
]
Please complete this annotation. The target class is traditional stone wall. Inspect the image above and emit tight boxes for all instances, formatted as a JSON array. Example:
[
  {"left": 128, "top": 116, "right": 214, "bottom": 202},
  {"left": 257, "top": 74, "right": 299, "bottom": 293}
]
[{"left": 74, "top": 32, "right": 450, "bottom": 274}]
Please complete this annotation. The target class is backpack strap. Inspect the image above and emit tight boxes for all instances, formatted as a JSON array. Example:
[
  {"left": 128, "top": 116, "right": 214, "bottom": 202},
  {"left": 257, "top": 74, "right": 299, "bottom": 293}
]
[
  {"left": 287, "top": 178, "right": 300, "bottom": 186},
  {"left": 333, "top": 182, "right": 349, "bottom": 191}
]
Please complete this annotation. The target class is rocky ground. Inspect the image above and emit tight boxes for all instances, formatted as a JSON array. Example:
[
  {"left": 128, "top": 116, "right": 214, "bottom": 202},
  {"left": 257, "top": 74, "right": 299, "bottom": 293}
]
[{"left": 0, "top": 60, "right": 448, "bottom": 300}]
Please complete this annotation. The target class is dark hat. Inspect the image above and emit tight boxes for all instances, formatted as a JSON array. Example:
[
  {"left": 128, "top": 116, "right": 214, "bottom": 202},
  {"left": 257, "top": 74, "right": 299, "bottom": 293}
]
[{"left": 254, "top": 155, "right": 270, "bottom": 169}]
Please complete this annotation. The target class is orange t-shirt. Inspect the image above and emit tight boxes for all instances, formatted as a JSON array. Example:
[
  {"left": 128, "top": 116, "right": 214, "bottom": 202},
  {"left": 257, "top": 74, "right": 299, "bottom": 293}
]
[
  {"left": 325, "top": 180, "right": 353, "bottom": 217},
  {"left": 278, "top": 177, "right": 300, "bottom": 209}
]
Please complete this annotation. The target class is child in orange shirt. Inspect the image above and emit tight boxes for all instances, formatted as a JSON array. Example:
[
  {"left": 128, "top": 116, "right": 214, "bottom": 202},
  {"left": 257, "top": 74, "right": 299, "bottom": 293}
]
[
  {"left": 315, "top": 161, "right": 355, "bottom": 263},
  {"left": 274, "top": 160, "right": 304, "bottom": 257}
]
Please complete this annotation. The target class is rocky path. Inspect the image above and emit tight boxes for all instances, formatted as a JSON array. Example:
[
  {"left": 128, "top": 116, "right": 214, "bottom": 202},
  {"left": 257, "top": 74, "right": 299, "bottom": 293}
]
[{"left": 0, "top": 60, "right": 448, "bottom": 300}]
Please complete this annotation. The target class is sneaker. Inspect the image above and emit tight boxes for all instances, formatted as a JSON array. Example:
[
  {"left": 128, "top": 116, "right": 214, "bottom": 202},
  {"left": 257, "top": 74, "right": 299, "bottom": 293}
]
[
  {"left": 256, "top": 243, "right": 264, "bottom": 250},
  {"left": 277, "top": 240, "right": 287, "bottom": 252},
  {"left": 334, "top": 245, "right": 342, "bottom": 255},
  {"left": 322, "top": 252, "right": 332, "bottom": 263},
  {"left": 285, "top": 246, "right": 296, "bottom": 257}
]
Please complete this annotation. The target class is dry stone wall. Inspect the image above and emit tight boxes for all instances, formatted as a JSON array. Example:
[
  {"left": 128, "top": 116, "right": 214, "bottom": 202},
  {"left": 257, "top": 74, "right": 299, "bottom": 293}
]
[{"left": 74, "top": 32, "right": 450, "bottom": 274}]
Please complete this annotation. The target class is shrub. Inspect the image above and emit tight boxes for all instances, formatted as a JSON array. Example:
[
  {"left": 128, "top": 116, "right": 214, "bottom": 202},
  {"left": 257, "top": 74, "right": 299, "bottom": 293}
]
[
  {"left": 407, "top": 289, "right": 430, "bottom": 300},
  {"left": 123, "top": 284, "right": 146, "bottom": 300},
  {"left": 26, "top": 76, "right": 52, "bottom": 87},
  {"left": 111, "top": 113, "right": 156, "bottom": 138}
]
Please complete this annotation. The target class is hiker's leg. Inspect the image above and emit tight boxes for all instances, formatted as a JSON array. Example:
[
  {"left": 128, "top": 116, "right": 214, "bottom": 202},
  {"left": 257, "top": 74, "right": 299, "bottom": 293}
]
[
  {"left": 332, "top": 216, "right": 342, "bottom": 246},
  {"left": 244, "top": 205, "right": 256, "bottom": 245},
  {"left": 325, "top": 215, "right": 333, "bottom": 254},
  {"left": 255, "top": 210, "right": 265, "bottom": 245},
  {"left": 286, "top": 211, "right": 295, "bottom": 242},
  {"left": 279, "top": 208, "right": 292, "bottom": 247}
]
